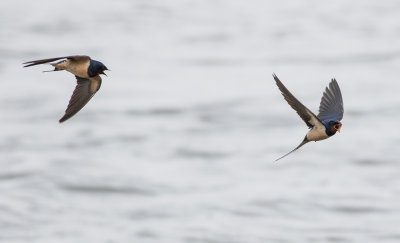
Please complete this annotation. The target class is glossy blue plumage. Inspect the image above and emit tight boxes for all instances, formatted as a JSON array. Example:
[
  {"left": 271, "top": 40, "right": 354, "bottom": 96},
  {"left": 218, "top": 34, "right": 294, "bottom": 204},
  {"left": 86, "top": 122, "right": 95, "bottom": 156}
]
[
  {"left": 23, "top": 55, "right": 108, "bottom": 123},
  {"left": 273, "top": 74, "right": 344, "bottom": 161},
  {"left": 323, "top": 120, "right": 338, "bottom": 136},
  {"left": 88, "top": 60, "right": 108, "bottom": 77},
  {"left": 318, "top": 79, "right": 344, "bottom": 137}
]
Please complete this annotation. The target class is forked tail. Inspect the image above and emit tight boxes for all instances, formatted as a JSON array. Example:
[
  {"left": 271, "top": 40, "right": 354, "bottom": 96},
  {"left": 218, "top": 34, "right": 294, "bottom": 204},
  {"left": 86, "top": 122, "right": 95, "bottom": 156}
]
[{"left": 275, "top": 136, "right": 309, "bottom": 161}]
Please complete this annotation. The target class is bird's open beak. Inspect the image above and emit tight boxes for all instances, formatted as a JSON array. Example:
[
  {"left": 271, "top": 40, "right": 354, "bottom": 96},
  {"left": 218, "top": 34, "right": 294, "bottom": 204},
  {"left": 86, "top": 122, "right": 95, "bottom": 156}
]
[
  {"left": 100, "top": 70, "right": 108, "bottom": 77},
  {"left": 334, "top": 121, "right": 342, "bottom": 133}
]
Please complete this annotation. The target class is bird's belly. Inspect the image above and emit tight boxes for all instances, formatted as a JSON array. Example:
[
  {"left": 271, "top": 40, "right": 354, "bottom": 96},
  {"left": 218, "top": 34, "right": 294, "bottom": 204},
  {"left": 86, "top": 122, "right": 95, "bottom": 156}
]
[{"left": 306, "top": 126, "right": 329, "bottom": 141}]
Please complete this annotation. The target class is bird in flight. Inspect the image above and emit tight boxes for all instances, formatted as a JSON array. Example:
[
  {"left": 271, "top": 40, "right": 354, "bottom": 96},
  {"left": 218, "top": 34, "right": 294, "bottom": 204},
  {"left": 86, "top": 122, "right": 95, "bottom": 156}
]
[
  {"left": 273, "top": 74, "right": 343, "bottom": 161},
  {"left": 23, "top": 55, "right": 108, "bottom": 123}
]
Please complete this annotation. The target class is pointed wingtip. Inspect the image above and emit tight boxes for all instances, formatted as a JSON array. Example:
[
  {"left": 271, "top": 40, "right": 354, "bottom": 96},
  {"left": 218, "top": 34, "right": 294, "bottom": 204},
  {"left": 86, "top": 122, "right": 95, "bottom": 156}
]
[
  {"left": 59, "top": 116, "right": 68, "bottom": 123},
  {"left": 272, "top": 73, "right": 281, "bottom": 84},
  {"left": 329, "top": 78, "right": 341, "bottom": 93},
  {"left": 331, "top": 78, "right": 339, "bottom": 86},
  {"left": 22, "top": 60, "right": 43, "bottom": 68},
  {"left": 22, "top": 62, "right": 34, "bottom": 68},
  {"left": 23, "top": 61, "right": 44, "bottom": 68}
]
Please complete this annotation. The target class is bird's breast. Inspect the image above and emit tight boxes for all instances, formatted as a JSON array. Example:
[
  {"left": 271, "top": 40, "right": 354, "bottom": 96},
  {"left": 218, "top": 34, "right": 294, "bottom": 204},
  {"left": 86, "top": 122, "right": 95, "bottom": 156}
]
[{"left": 306, "top": 125, "right": 329, "bottom": 141}]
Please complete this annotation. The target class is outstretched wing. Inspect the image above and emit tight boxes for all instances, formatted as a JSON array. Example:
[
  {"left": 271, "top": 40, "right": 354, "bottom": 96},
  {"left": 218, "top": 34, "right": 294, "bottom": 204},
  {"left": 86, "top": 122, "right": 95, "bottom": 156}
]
[
  {"left": 273, "top": 74, "right": 322, "bottom": 128},
  {"left": 317, "top": 79, "right": 343, "bottom": 122},
  {"left": 59, "top": 76, "right": 101, "bottom": 123},
  {"left": 23, "top": 55, "right": 90, "bottom": 67},
  {"left": 275, "top": 137, "right": 309, "bottom": 161}
]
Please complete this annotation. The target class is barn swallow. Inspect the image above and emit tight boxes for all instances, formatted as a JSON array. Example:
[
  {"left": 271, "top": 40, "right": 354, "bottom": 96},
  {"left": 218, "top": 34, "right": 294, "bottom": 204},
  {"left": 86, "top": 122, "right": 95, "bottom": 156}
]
[
  {"left": 273, "top": 74, "right": 343, "bottom": 161},
  {"left": 23, "top": 55, "right": 108, "bottom": 123}
]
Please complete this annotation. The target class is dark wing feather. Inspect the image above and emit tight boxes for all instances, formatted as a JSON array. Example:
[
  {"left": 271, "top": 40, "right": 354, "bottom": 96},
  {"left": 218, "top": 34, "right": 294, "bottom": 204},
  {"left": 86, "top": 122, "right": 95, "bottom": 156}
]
[
  {"left": 23, "top": 55, "right": 90, "bottom": 67},
  {"left": 317, "top": 79, "right": 343, "bottom": 122},
  {"left": 273, "top": 74, "right": 321, "bottom": 128},
  {"left": 59, "top": 76, "right": 101, "bottom": 123}
]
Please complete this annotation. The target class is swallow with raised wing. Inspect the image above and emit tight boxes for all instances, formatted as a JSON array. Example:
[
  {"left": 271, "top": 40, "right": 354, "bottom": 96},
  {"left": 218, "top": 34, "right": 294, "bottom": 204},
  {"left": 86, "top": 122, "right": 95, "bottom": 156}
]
[
  {"left": 273, "top": 74, "right": 343, "bottom": 161},
  {"left": 23, "top": 55, "right": 108, "bottom": 123}
]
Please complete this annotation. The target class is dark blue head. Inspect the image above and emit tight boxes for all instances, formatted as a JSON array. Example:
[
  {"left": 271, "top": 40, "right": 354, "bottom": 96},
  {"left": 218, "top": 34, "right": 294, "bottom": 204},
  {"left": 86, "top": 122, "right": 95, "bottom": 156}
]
[
  {"left": 324, "top": 120, "right": 342, "bottom": 136},
  {"left": 88, "top": 59, "right": 108, "bottom": 77}
]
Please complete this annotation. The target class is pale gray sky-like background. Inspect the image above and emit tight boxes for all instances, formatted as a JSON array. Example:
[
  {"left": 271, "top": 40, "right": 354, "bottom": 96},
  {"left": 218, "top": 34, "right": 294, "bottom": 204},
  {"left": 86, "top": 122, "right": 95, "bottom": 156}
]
[{"left": 1, "top": 1, "right": 400, "bottom": 242}]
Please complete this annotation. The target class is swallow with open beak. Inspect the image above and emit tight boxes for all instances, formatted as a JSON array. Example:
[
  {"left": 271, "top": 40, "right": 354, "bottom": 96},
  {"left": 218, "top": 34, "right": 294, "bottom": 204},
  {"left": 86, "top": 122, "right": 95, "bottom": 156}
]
[
  {"left": 273, "top": 74, "right": 344, "bottom": 161},
  {"left": 23, "top": 55, "right": 108, "bottom": 123}
]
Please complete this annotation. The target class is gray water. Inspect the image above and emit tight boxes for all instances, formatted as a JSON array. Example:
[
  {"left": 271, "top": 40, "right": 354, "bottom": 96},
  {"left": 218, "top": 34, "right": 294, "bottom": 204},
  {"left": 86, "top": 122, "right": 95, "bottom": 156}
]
[{"left": 1, "top": 0, "right": 400, "bottom": 242}]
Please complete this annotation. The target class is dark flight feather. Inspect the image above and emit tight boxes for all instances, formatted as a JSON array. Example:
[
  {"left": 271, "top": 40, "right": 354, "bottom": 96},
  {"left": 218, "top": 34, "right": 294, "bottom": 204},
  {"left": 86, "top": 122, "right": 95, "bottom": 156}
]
[
  {"left": 59, "top": 76, "right": 101, "bottom": 123},
  {"left": 273, "top": 74, "right": 321, "bottom": 128},
  {"left": 23, "top": 55, "right": 90, "bottom": 67},
  {"left": 317, "top": 79, "right": 344, "bottom": 122}
]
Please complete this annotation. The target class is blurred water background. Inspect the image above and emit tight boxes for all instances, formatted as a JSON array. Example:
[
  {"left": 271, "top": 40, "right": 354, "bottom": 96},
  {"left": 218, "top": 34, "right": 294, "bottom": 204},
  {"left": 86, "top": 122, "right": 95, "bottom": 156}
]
[{"left": 1, "top": 0, "right": 400, "bottom": 242}]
